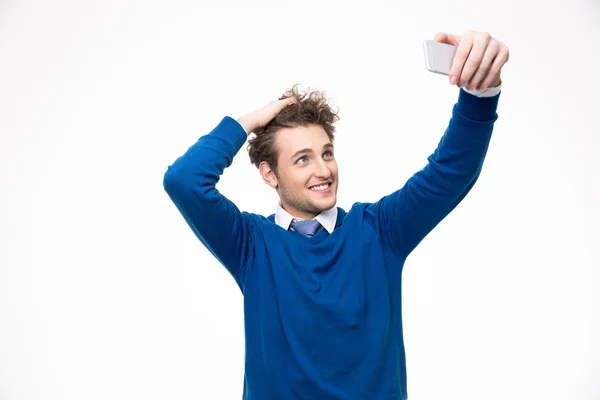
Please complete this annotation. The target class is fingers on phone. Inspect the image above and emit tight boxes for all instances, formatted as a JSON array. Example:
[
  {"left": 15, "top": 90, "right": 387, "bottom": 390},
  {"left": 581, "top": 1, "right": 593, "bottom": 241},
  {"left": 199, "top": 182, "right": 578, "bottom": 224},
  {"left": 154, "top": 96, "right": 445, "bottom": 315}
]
[{"left": 449, "top": 35, "right": 473, "bottom": 86}]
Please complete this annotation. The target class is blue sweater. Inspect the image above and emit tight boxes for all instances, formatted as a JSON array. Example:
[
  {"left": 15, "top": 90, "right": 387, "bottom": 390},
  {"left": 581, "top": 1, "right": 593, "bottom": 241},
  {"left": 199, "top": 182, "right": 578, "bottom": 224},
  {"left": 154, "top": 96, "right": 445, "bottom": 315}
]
[{"left": 163, "top": 89, "right": 500, "bottom": 399}]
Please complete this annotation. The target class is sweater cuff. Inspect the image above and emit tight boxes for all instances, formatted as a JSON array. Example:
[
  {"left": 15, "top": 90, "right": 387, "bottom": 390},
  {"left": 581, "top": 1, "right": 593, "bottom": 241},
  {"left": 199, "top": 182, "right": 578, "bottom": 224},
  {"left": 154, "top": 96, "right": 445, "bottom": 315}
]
[
  {"left": 456, "top": 88, "right": 500, "bottom": 122},
  {"left": 213, "top": 116, "right": 248, "bottom": 151}
]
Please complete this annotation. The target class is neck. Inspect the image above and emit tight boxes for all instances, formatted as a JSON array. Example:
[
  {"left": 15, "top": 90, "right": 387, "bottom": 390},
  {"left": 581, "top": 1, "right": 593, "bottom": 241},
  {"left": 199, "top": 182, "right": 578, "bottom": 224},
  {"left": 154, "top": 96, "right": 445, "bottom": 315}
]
[{"left": 280, "top": 203, "right": 319, "bottom": 220}]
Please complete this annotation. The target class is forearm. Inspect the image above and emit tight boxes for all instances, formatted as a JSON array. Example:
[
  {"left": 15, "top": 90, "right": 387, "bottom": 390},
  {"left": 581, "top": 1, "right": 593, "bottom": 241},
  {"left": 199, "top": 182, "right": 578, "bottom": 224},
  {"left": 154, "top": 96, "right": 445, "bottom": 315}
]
[
  {"left": 371, "top": 89, "right": 500, "bottom": 257},
  {"left": 164, "top": 116, "right": 247, "bottom": 193},
  {"left": 236, "top": 115, "right": 254, "bottom": 134},
  {"left": 421, "top": 88, "right": 499, "bottom": 194}
]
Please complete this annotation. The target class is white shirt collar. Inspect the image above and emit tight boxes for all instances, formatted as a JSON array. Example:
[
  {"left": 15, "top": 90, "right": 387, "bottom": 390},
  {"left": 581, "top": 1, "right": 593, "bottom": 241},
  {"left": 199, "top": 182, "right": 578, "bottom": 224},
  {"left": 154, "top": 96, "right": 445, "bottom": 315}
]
[{"left": 274, "top": 203, "right": 338, "bottom": 234}]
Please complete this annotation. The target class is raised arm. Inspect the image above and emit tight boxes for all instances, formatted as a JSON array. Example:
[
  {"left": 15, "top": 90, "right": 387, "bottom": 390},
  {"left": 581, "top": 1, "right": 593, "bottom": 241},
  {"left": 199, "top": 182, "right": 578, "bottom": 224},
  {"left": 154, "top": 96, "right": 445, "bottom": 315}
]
[
  {"left": 368, "top": 30, "right": 510, "bottom": 257},
  {"left": 163, "top": 98, "right": 295, "bottom": 288}
]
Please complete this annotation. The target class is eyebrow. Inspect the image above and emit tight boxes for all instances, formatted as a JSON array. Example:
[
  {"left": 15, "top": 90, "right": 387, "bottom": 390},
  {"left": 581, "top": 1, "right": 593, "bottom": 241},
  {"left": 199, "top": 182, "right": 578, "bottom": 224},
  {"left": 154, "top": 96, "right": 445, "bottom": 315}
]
[{"left": 290, "top": 143, "right": 334, "bottom": 161}]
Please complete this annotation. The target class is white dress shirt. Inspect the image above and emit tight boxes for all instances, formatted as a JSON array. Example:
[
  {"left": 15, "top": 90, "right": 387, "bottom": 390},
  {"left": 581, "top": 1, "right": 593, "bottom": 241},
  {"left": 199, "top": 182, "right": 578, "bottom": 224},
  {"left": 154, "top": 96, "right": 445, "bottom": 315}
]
[
  {"left": 275, "top": 203, "right": 338, "bottom": 234},
  {"left": 463, "top": 84, "right": 501, "bottom": 98}
]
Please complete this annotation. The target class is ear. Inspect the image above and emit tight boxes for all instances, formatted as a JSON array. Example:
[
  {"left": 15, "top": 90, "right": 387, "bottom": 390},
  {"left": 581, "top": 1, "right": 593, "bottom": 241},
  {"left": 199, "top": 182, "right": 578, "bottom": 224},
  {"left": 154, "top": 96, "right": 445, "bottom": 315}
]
[{"left": 259, "top": 161, "right": 278, "bottom": 188}]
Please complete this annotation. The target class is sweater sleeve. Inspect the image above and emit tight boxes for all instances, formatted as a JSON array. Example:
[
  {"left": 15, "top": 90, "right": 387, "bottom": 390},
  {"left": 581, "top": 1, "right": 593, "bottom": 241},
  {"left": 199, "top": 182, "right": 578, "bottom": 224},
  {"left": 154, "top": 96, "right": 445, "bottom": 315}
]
[
  {"left": 163, "top": 116, "right": 252, "bottom": 289},
  {"left": 367, "top": 89, "right": 500, "bottom": 258}
]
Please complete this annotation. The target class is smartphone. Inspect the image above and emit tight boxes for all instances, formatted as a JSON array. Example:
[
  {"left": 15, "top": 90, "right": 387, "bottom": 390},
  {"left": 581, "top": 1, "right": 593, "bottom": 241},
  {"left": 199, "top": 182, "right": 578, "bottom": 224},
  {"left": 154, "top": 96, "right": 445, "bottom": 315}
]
[{"left": 423, "top": 39, "right": 457, "bottom": 76}]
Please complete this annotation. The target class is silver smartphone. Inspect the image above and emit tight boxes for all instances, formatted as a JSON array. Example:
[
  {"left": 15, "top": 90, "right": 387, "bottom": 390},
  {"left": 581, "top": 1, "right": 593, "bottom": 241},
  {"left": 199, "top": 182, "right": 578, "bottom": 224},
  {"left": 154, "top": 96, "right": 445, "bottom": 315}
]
[{"left": 423, "top": 39, "right": 457, "bottom": 76}]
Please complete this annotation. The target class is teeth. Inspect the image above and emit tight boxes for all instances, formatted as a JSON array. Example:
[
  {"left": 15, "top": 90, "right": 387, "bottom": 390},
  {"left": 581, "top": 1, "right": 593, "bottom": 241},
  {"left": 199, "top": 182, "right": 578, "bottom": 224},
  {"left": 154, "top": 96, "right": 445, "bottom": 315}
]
[{"left": 310, "top": 184, "right": 329, "bottom": 191}]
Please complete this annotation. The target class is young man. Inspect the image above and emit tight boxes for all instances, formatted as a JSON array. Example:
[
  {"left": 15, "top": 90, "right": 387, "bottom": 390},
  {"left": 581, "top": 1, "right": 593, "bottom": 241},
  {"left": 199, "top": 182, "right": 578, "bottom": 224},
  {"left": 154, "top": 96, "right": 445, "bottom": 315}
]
[{"left": 163, "top": 31, "right": 509, "bottom": 399}]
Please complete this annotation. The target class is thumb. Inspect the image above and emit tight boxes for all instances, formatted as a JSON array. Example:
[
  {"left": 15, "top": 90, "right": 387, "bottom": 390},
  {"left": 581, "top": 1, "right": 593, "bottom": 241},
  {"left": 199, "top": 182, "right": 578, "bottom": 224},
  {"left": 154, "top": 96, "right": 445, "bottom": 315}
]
[{"left": 434, "top": 32, "right": 460, "bottom": 46}]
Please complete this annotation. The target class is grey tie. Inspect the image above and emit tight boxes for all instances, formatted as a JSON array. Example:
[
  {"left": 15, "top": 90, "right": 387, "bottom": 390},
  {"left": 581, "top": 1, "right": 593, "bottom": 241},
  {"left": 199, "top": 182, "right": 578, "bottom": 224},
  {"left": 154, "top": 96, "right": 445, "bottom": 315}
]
[{"left": 290, "top": 219, "right": 322, "bottom": 237}]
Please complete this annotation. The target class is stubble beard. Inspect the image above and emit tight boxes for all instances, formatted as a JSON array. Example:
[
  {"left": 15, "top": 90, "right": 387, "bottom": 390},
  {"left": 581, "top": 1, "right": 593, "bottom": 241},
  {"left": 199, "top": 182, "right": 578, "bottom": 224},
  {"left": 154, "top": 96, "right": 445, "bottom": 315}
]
[{"left": 277, "top": 180, "right": 336, "bottom": 218}]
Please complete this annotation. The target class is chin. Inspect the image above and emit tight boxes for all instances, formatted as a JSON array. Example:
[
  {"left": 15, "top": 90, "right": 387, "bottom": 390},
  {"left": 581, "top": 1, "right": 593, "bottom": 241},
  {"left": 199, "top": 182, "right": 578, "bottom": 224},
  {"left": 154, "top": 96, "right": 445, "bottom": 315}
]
[
  {"left": 306, "top": 185, "right": 337, "bottom": 210},
  {"left": 318, "top": 195, "right": 337, "bottom": 211}
]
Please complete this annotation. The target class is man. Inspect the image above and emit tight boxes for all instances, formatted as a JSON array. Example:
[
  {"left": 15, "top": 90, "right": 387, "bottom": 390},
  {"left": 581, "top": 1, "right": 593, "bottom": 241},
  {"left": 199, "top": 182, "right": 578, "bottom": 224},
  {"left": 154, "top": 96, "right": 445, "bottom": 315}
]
[{"left": 163, "top": 30, "right": 509, "bottom": 399}]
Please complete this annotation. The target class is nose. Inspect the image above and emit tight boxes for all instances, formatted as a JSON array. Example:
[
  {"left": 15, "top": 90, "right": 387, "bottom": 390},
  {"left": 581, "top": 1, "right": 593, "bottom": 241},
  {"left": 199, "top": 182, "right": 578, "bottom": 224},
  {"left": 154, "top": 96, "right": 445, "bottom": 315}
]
[{"left": 313, "top": 158, "right": 331, "bottom": 179}]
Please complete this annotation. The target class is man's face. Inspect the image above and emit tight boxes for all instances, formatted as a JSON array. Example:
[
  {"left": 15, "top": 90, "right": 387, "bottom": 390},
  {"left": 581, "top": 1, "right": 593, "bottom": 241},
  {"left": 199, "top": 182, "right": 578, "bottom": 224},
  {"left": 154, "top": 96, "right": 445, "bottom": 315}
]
[{"left": 272, "top": 124, "right": 339, "bottom": 220}]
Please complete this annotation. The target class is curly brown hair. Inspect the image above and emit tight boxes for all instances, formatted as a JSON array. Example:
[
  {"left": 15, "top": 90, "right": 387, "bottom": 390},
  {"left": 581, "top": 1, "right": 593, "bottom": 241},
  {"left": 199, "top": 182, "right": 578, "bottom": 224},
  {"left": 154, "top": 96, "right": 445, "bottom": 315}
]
[{"left": 247, "top": 84, "right": 339, "bottom": 174}]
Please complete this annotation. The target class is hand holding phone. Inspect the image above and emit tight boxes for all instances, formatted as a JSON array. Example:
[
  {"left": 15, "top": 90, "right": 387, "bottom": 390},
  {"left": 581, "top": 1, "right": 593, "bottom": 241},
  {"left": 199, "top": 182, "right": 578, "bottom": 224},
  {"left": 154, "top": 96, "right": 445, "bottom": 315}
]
[{"left": 423, "top": 31, "right": 510, "bottom": 90}]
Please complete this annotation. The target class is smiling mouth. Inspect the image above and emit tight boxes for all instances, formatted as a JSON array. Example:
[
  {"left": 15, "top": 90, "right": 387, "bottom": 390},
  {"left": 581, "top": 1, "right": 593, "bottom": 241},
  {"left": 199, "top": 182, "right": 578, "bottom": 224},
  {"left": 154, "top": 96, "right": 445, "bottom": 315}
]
[{"left": 309, "top": 183, "right": 331, "bottom": 191}]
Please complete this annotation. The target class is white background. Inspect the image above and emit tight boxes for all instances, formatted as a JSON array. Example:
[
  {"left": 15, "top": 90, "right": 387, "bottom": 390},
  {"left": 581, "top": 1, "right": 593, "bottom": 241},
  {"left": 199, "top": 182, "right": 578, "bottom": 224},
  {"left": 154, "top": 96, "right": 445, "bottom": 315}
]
[{"left": 1, "top": 0, "right": 599, "bottom": 399}]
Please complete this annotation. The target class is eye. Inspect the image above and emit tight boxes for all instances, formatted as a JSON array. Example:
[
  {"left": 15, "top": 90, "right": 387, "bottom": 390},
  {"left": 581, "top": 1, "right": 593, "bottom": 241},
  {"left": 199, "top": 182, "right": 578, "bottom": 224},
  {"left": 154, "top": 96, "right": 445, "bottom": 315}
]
[
  {"left": 297, "top": 156, "right": 308, "bottom": 164},
  {"left": 323, "top": 150, "right": 333, "bottom": 158}
]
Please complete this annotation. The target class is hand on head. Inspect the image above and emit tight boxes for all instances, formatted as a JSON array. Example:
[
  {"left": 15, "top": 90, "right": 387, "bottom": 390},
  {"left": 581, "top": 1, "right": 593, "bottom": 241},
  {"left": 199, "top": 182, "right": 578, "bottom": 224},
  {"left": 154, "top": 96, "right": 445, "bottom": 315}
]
[{"left": 237, "top": 97, "right": 297, "bottom": 135}]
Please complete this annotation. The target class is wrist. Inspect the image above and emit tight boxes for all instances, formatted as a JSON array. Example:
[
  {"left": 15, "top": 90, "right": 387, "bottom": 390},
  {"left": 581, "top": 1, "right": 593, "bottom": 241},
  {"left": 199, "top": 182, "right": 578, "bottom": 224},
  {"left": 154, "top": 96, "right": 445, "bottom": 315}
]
[{"left": 236, "top": 116, "right": 255, "bottom": 135}]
